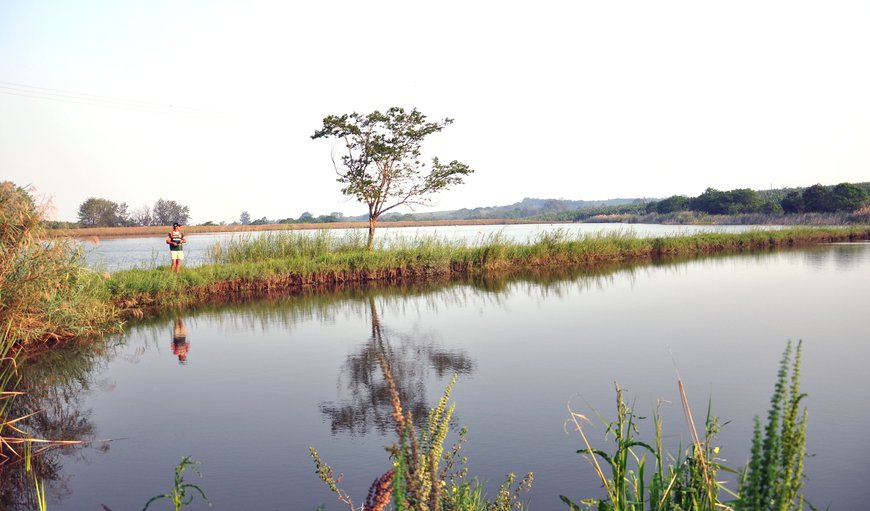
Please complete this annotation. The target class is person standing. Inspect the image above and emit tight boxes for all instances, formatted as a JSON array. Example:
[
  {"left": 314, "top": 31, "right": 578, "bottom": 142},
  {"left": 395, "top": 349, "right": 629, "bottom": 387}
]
[{"left": 166, "top": 222, "right": 187, "bottom": 273}]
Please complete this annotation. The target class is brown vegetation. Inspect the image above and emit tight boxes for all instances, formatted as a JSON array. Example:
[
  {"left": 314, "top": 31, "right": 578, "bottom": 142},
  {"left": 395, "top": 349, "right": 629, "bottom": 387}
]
[{"left": 48, "top": 218, "right": 556, "bottom": 239}]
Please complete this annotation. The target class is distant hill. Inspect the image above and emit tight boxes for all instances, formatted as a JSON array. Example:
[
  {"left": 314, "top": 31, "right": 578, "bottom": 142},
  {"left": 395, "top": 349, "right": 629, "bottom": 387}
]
[
  {"left": 299, "top": 182, "right": 870, "bottom": 225},
  {"left": 356, "top": 197, "right": 644, "bottom": 222}
]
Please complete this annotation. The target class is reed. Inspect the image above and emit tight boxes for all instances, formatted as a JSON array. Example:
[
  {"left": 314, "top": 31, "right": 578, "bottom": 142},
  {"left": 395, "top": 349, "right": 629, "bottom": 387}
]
[
  {"left": 104, "top": 225, "right": 869, "bottom": 313},
  {"left": 0, "top": 182, "right": 120, "bottom": 348}
]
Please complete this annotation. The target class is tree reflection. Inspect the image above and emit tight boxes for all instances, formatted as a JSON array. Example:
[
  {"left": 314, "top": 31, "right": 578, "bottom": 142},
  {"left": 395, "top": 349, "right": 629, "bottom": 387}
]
[
  {"left": 0, "top": 340, "right": 115, "bottom": 510},
  {"left": 320, "top": 297, "right": 474, "bottom": 436}
]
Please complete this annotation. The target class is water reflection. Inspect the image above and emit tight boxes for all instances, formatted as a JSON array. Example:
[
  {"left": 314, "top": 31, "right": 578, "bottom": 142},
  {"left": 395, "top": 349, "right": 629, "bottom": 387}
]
[
  {"left": 4, "top": 243, "right": 868, "bottom": 509},
  {"left": 799, "top": 243, "right": 870, "bottom": 271},
  {"left": 319, "top": 297, "right": 474, "bottom": 436},
  {"left": 171, "top": 318, "right": 190, "bottom": 364},
  {"left": 0, "top": 341, "right": 118, "bottom": 510}
]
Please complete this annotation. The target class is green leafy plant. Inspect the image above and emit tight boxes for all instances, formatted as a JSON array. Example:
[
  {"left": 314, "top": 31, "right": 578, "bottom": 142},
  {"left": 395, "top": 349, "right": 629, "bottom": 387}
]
[
  {"left": 563, "top": 342, "right": 808, "bottom": 511},
  {"left": 143, "top": 456, "right": 210, "bottom": 511},
  {"left": 737, "top": 340, "right": 808, "bottom": 511},
  {"left": 562, "top": 383, "right": 732, "bottom": 511}
]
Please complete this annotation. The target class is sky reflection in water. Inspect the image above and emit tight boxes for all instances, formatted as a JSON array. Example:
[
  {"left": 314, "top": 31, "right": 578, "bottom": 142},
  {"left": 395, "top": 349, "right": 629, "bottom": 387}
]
[{"left": 15, "top": 243, "right": 870, "bottom": 510}]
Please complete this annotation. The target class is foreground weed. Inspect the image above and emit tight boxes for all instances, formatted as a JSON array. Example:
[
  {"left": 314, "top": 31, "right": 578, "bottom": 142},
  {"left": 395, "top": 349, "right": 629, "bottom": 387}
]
[
  {"left": 737, "top": 340, "right": 808, "bottom": 511},
  {"left": 311, "top": 337, "right": 532, "bottom": 511},
  {"left": 143, "top": 456, "right": 210, "bottom": 511},
  {"left": 563, "top": 383, "right": 731, "bottom": 511},
  {"left": 564, "top": 342, "right": 808, "bottom": 511}
]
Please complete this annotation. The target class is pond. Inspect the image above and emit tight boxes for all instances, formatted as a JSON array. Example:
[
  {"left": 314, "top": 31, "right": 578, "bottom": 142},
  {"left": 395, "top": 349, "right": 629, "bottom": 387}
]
[
  {"left": 82, "top": 223, "right": 782, "bottom": 271},
  {"left": 13, "top": 242, "right": 869, "bottom": 510}
]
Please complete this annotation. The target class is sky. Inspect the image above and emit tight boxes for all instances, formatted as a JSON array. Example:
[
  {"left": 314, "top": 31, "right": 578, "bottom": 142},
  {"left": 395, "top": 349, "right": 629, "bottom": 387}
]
[{"left": 1, "top": 1, "right": 869, "bottom": 223}]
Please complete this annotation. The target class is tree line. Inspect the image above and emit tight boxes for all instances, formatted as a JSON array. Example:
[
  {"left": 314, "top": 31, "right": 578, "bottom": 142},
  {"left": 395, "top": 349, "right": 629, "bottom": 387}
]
[
  {"left": 77, "top": 197, "right": 190, "bottom": 227},
  {"left": 649, "top": 182, "right": 869, "bottom": 215}
]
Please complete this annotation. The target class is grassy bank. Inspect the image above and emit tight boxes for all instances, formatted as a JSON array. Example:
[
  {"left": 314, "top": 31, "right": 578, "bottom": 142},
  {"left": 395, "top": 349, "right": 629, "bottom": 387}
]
[
  {"left": 101, "top": 225, "right": 870, "bottom": 315},
  {"left": 6, "top": 177, "right": 870, "bottom": 348}
]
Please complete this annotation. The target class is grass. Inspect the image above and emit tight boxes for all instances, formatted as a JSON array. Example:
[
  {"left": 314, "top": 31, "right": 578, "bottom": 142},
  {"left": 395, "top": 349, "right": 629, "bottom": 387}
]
[
  {"left": 103, "top": 225, "right": 869, "bottom": 314},
  {"left": 7, "top": 178, "right": 870, "bottom": 346},
  {"left": 563, "top": 342, "right": 809, "bottom": 511},
  {"left": 1, "top": 182, "right": 121, "bottom": 349}
]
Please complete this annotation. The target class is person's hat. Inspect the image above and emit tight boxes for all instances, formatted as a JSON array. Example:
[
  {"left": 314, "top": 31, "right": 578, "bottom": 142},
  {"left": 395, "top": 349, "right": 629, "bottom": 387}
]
[{"left": 173, "top": 222, "right": 180, "bottom": 228}]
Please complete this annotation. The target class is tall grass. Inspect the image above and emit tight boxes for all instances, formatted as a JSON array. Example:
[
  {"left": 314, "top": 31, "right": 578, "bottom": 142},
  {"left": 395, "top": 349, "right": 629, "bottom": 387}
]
[
  {"left": 207, "top": 230, "right": 370, "bottom": 264},
  {"left": 102, "top": 225, "right": 870, "bottom": 314},
  {"left": 564, "top": 342, "right": 808, "bottom": 511},
  {"left": 0, "top": 182, "right": 120, "bottom": 348}
]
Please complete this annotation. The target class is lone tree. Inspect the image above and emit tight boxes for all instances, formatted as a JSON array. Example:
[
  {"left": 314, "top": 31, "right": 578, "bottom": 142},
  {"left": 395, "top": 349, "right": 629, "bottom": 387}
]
[
  {"left": 312, "top": 107, "right": 473, "bottom": 248},
  {"left": 152, "top": 198, "right": 190, "bottom": 226}
]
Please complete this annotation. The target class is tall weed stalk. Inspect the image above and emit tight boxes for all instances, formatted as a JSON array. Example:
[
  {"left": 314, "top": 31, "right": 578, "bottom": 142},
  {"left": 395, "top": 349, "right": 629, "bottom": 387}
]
[
  {"left": 564, "top": 343, "right": 808, "bottom": 510},
  {"left": 310, "top": 337, "right": 532, "bottom": 511},
  {"left": 563, "top": 384, "right": 731, "bottom": 511},
  {"left": 738, "top": 340, "right": 808, "bottom": 511}
]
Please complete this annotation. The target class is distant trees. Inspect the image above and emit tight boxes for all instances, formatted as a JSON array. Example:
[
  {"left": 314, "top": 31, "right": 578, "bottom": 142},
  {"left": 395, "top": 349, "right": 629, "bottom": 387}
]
[
  {"left": 690, "top": 188, "right": 763, "bottom": 215},
  {"left": 76, "top": 197, "right": 190, "bottom": 227},
  {"left": 779, "top": 183, "right": 867, "bottom": 214},
  {"left": 312, "top": 107, "right": 473, "bottom": 248},
  {"left": 643, "top": 182, "right": 868, "bottom": 218},
  {"left": 801, "top": 184, "right": 833, "bottom": 213},
  {"left": 655, "top": 195, "right": 690, "bottom": 214},
  {"left": 239, "top": 211, "right": 251, "bottom": 225},
  {"left": 830, "top": 183, "right": 868, "bottom": 212},
  {"left": 780, "top": 191, "right": 804, "bottom": 213},
  {"left": 77, "top": 198, "right": 129, "bottom": 227},
  {"left": 130, "top": 204, "right": 154, "bottom": 226}
]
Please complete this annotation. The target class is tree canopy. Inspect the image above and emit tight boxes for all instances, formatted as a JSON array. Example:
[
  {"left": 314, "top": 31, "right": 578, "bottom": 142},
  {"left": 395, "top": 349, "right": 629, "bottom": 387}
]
[
  {"left": 77, "top": 198, "right": 129, "bottom": 227},
  {"left": 312, "top": 107, "right": 472, "bottom": 247},
  {"left": 152, "top": 198, "right": 190, "bottom": 226},
  {"left": 77, "top": 197, "right": 190, "bottom": 227}
]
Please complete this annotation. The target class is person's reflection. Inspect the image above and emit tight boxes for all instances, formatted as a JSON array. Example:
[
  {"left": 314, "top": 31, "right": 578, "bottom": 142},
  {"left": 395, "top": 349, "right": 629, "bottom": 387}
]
[{"left": 171, "top": 318, "right": 189, "bottom": 364}]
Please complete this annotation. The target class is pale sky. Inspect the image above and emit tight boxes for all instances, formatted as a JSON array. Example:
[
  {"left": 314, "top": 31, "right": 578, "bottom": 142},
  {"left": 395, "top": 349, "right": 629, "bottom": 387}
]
[{"left": 2, "top": 1, "right": 868, "bottom": 223}]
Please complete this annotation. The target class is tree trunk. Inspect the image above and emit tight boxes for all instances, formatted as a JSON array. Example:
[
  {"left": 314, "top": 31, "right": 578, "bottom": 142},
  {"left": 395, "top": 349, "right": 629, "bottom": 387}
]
[{"left": 367, "top": 216, "right": 377, "bottom": 250}]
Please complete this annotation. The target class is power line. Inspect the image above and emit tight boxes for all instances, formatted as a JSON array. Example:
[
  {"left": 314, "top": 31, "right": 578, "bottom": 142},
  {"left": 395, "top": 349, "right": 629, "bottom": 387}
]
[{"left": 0, "top": 80, "right": 234, "bottom": 120}]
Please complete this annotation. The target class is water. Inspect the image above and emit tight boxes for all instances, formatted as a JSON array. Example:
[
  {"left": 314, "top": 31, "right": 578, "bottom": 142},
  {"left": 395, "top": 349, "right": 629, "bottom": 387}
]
[
  {"left": 82, "top": 223, "right": 779, "bottom": 271},
  {"left": 15, "top": 243, "right": 869, "bottom": 510}
]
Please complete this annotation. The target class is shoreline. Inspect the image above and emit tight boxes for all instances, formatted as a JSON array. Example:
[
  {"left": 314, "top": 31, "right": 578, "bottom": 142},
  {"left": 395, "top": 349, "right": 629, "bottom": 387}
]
[
  {"left": 107, "top": 225, "right": 870, "bottom": 316},
  {"left": 48, "top": 218, "right": 563, "bottom": 239},
  {"left": 10, "top": 225, "right": 870, "bottom": 350}
]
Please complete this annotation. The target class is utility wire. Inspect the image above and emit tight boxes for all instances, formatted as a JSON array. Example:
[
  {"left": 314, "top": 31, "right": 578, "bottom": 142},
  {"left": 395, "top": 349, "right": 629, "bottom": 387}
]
[{"left": 0, "top": 80, "right": 234, "bottom": 120}]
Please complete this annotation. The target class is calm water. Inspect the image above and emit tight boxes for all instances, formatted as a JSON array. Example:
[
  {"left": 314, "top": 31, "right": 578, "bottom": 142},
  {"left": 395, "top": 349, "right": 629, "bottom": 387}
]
[
  {"left": 16, "top": 243, "right": 869, "bottom": 510},
  {"left": 83, "top": 223, "right": 779, "bottom": 271}
]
